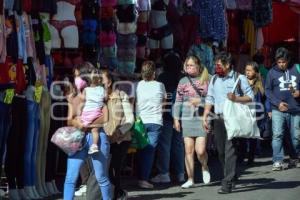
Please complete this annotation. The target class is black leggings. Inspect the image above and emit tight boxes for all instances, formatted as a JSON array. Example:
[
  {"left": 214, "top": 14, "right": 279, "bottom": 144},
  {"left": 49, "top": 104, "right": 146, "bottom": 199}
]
[{"left": 5, "top": 97, "right": 28, "bottom": 189}]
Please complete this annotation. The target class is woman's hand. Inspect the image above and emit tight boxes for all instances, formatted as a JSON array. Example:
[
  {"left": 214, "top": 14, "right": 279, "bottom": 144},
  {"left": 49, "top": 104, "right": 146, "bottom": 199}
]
[
  {"left": 203, "top": 114, "right": 210, "bottom": 133},
  {"left": 173, "top": 119, "right": 181, "bottom": 132},
  {"left": 189, "top": 97, "right": 200, "bottom": 107}
]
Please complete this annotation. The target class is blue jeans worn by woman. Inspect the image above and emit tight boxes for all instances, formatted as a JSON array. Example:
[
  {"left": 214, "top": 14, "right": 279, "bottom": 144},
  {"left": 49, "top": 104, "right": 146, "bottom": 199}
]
[
  {"left": 156, "top": 120, "right": 184, "bottom": 178},
  {"left": 138, "top": 123, "right": 162, "bottom": 180},
  {"left": 272, "top": 109, "right": 300, "bottom": 162},
  {"left": 64, "top": 129, "right": 112, "bottom": 200}
]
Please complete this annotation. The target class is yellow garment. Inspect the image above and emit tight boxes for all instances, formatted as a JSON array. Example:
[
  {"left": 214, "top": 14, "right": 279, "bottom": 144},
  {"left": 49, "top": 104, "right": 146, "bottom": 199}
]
[
  {"left": 8, "top": 64, "right": 16, "bottom": 82},
  {"left": 243, "top": 18, "right": 256, "bottom": 56}
]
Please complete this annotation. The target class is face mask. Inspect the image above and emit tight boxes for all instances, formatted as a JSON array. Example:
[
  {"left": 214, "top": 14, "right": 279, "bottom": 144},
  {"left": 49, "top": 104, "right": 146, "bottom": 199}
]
[
  {"left": 184, "top": 64, "right": 199, "bottom": 77},
  {"left": 74, "top": 77, "right": 87, "bottom": 91},
  {"left": 215, "top": 64, "right": 226, "bottom": 77}
]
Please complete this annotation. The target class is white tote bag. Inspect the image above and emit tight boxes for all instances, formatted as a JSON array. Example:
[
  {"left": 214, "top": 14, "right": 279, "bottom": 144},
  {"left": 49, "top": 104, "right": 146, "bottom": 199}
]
[{"left": 223, "top": 76, "right": 261, "bottom": 140}]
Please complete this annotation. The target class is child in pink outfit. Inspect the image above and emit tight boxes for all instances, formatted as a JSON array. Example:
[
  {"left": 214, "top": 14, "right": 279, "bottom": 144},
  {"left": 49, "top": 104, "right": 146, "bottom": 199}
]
[{"left": 74, "top": 68, "right": 106, "bottom": 154}]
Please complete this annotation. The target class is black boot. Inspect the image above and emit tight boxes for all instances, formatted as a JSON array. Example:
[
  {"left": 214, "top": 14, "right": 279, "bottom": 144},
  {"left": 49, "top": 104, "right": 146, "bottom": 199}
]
[{"left": 218, "top": 181, "right": 232, "bottom": 194}]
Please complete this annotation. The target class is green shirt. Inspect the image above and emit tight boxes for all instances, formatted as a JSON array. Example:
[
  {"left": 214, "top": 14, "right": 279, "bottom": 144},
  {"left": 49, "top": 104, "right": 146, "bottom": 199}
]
[{"left": 259, "top": 64, "right": 269, "bottom": 80}]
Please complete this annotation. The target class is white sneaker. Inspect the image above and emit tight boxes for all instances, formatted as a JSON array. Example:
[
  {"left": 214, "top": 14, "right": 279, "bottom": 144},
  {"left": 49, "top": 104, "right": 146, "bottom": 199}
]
[
  {"left": 75, "top": 185, "right": 87, "bottom": 196},
  {"left": 272, "top": 161, "right": 284, "bottom": 171},
  {"left": 138, "top": 180, "right": 154, "bottom": 189},
  {"left": 151, "top": 174, "right": 171, "bottom": 183},
  {"left": 88, "top": 144, "right": 99, "bottom": 154},
  {"left": 181, "top": 179, "right": 194, "bottom": 189},
  {"left": 202, "top": 170, "right": 211, "bottom": 184}
]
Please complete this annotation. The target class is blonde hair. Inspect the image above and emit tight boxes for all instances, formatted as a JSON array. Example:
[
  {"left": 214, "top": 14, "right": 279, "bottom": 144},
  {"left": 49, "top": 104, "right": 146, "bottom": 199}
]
[
  {"left": 184, "top": 55, "right": 210, "bottom": 84},
  {"left": 141, "top": 60, "right": 156, "bottom": 81}
]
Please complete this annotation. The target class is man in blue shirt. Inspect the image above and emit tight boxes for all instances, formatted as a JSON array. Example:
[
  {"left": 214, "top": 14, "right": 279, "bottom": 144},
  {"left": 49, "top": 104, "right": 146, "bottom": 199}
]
[
  {"left": 265, "top": 47, "right": 300, "bottom": 171},
  {"left": 203, "top": 51, "right": 254, "bottom": 194}
]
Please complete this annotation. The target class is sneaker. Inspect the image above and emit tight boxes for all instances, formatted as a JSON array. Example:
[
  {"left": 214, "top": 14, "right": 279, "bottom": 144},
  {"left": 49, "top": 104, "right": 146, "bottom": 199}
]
[
  {"left": 181, "top": 179, "right": 194, "bottom": 189},
  {"left": 289, "top": 159, "right": 300, "bottom": 168},
  {"left": 272, "top": 161, "right": 284, "bottom": 171},
  {"left": 202, "top": 170, "right": 211, "bottom": 184},
  {"left": 151, "top": 174, "right": 171, "bottom": 183},
  {"left": 74, "top": 185, "right": 87, "bottom": 196},
  {"left": 88, "top": 144, "right": 99, "bottom": 154},
  {"left": 138, "top": 180, "right": 154, "bottom": 189},
  {"left": 116, "top": 189, "right": 128, "bottom": 200}
]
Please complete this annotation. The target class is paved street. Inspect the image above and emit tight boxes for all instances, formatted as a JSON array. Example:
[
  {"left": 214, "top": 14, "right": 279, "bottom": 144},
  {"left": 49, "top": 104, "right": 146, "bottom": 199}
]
[
  {"left": 2, "top": 148, "right": 299, "bottom": 200},
  {"left": 122, "top": 156, "right": 300, "bottom": 200},
  {"left": 72, "top": 148, "right": 300, "bottom": 200}
]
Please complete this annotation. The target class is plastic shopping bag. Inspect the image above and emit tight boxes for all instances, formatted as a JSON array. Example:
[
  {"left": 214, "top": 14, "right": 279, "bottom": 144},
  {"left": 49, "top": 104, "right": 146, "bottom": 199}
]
[
  {"left": 131, "top": 117, "right": 149, "bottom": 149},
  {"left": 51, "top": 127, "right": 85, "bottom": 156},
  {"left": 223, "top": 76, "right": 260, "bottom": 140}
]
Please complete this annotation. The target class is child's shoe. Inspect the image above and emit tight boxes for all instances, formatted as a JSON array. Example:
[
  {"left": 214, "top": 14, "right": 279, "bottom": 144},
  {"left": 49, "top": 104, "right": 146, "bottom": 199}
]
[{"left": 88, "top": 144, "right": 99, "bottom": 154}]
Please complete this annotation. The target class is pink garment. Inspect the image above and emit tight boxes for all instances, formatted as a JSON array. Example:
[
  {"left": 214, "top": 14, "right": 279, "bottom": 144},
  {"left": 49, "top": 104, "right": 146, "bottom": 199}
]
[
  {"left": 0, "top": 16, "right": 6, "bottom": 63},
  {"left": 256, "top": 28, "right": 264, "bottom": 50},
  {"left": 81, "top": 109, "right": 103, "bottom": 126},
  {"left": 27, "top": 16, "right": 36, "bottom": 59},
  {"left": 99, "top": 31, "right": 116, "bottom": 47},
  {"left": 136, "top": 46, "right": 146, "bottom": 59}
]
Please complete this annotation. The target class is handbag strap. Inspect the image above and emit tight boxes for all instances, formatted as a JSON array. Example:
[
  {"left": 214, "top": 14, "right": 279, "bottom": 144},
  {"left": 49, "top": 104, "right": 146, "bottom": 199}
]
[
  {"left": 186, "top": 75, "right": 202, "bottom": 97},
  {"left": 231, "top": 75, "right": 241, "bottom": 93}
]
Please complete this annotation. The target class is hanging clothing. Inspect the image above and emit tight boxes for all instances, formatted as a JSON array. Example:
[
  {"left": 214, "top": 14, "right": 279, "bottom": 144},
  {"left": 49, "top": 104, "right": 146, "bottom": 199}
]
[
  {"left": 4, "top": 0, "right": 14, "bottom": 10},
  {"left": 243, "top": 17, "right": 256, "bottom": 56},
  {"left": 262, "top": 2, "right": 299, "bottom": 44},
  {"left": 16, "top": 14, "right": 28, "bottom": 64},
  {"left": 192, "top": 0, "right": 227, "bottom": 42},
  {"left": 251, "top": 0, "right": 272, "bottom": 28},
  {"left": 225, "top": 0, "right": 237, "bottom": 10},
  {"left": 256, "top": 28, "right": 264, "bottom": 50},
  {"left": 31, "top": 12, "right": 46, "bottom": 65},
  {"left": 31, "top": 0, "right": 57, "bottom": 15},
  {"left": 0, "top": 0, "right": 3, "bottom": 14},
  {"left": 6, "top": 14, "right": 19, "bottom": 63},
  {"left": 0, "top": 15, "right": 7, "bottom": 63},
  {"left": 15, "top": 59, "right": 26, "bottom": 94},
  {"left": 227, "top": 10, "right": 243, "bottom": 53},
  {"left": 236, "top": 0, "right": 252, "bottom": 10}
]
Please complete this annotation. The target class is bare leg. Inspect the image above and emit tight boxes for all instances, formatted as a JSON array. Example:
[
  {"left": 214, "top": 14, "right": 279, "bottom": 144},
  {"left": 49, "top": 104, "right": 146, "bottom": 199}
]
[
  {"left": 184, "top": 137, "right": 195, "bottom": 181},
  {"left": 91, "top": 128, "right": 99, "bottom": 145},
  {"left": 195, "top": 137, "right": 208, "bottom": 171}
]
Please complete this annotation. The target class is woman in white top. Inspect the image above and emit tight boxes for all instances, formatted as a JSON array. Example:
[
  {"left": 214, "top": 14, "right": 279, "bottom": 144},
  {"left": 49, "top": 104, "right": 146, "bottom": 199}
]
[{"left": 135, "top": 60, "right": 166, "bottom": 189}]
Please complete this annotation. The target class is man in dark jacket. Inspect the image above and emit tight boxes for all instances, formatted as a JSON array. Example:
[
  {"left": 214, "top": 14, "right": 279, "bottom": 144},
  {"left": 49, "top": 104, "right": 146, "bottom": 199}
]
[{"left": 265, "top": 47, "right": 300, "bottom": 171}]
